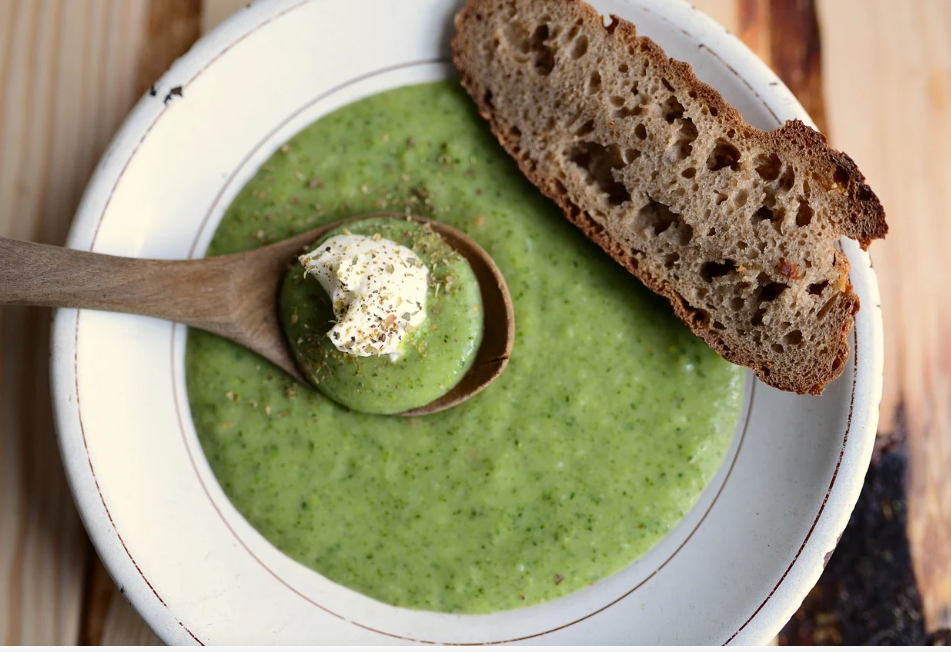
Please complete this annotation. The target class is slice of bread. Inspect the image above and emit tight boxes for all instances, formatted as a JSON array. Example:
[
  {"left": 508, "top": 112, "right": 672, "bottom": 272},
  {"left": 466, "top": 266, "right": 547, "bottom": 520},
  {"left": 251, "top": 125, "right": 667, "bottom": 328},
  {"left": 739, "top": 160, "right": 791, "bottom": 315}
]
[{"left": 452, "top": 0, "right": 886, "bottom": 394}]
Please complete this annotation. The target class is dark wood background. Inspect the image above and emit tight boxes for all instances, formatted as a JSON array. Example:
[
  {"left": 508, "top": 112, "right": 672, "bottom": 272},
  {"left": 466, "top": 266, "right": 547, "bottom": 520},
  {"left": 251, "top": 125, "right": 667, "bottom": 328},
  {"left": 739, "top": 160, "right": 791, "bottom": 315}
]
[{"left": 1, "top": 0, "right": 947, "bottom": 644}]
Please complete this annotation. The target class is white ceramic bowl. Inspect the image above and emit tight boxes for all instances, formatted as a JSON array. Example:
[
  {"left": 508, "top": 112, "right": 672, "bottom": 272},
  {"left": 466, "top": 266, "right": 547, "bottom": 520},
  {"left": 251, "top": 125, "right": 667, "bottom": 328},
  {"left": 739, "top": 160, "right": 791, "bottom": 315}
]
[{"left": 51, "top": 0, "right": 883, "bottom": 644}]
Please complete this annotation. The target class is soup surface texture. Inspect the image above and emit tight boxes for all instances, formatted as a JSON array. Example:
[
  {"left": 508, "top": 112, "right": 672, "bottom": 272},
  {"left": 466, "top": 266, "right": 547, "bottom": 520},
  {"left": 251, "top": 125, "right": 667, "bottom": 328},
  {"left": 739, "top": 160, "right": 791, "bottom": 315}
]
[{"left": 186, "top": 81, "right": 744, "bottom": 613}]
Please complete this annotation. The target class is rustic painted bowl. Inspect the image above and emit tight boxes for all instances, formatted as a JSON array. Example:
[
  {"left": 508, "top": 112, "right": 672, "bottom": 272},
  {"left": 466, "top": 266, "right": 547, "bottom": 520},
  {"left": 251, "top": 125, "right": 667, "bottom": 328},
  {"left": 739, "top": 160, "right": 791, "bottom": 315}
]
[{"left": 50, "top": 0, "right": 883, "bottom": 644}]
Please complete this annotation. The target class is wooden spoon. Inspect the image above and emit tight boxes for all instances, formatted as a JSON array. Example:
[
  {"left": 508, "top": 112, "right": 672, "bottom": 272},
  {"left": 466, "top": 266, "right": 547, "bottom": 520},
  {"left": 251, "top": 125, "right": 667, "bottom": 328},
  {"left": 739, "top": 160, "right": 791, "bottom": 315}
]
[{"left": 0, "top": 213, "right": 514, "bottom": 416}]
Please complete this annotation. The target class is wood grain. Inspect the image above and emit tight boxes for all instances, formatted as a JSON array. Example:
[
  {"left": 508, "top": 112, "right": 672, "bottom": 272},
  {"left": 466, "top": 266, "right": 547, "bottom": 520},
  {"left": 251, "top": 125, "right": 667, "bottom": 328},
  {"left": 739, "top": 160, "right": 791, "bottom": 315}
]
[
  {"left": 0, "top": 0, "right": 149, "bottom": 644},
  {"left": 691, "top": 0, "right": 740, "bottom": 36},
  {"left": 737, "top": 0, "right": 769, "bottom": 62},
  {"left": 135, "top": 0, "right": 201, "bottom": 96},
  {"left": 768, "top": 0, "right": 827, "bottom": 134},
  {"left": 201, "top": 0, "right": 247, "bottom": 34},
  {"left": 98, "top": 597, "right": 164, "bottom": 646},
  {"left": 737, "top": 0, "right": 826, "bottom": 133},
  {"left": 81, "top": 560, "right": 161, "bottom": 646},
  {"left": 818, "top": 0, "right": 951, "bottom": 631}
]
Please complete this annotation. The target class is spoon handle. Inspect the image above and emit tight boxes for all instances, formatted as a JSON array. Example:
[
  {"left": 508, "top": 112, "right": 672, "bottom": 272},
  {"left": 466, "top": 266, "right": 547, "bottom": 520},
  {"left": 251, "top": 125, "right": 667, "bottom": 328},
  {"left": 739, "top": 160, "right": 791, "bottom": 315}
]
[{"left": 0, "top": 237, "right": 237, "bottom": 331}]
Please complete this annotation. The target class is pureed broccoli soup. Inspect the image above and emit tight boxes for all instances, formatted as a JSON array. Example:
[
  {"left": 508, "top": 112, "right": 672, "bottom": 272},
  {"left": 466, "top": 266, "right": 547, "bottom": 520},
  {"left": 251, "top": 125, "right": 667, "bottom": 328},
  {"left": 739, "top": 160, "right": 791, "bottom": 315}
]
[{"left": 186, "top": 82, "right": 742, "bottom": 613}]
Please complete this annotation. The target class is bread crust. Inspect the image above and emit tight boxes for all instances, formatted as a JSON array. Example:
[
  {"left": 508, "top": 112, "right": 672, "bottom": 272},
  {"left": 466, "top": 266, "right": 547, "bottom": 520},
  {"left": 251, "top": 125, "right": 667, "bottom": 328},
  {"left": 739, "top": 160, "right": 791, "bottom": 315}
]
[{"left": 452, "top": 0, "right": 886, "bottom": 394}]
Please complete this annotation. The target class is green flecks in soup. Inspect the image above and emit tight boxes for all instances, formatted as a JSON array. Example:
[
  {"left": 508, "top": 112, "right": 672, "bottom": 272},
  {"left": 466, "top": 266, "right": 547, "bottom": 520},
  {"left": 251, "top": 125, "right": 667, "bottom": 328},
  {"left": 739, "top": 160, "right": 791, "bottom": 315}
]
[
  {"left": 280, "top": 217, "right": 483, "bottom": 414},
  {"left": 186, "top": 81, "right": 743, "bottom": 614}
]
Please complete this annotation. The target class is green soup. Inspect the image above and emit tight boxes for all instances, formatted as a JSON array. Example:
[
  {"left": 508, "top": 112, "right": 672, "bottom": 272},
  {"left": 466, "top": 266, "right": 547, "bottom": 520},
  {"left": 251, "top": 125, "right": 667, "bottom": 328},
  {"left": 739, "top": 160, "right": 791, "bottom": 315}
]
[
  {"left": 280, "top": 217, "right": 483, "bottom": 414},
  {"left": 186, "top": 81, "right": 743, "bottom": 614}
]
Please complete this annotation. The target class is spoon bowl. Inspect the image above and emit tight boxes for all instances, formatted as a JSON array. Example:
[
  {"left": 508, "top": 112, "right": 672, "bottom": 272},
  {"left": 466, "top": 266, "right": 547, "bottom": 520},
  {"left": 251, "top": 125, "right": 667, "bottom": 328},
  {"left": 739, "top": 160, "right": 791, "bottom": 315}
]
[{"left": 0, "top": 212, "right": 513, "bottom": 416}]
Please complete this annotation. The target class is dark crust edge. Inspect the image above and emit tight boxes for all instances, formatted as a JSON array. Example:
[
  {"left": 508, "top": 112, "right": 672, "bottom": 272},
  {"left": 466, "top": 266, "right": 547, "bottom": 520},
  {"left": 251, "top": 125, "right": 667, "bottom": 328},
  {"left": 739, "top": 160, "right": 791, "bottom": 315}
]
[{"left": 452, "top": 0, "right": 884, "bottom": 394}]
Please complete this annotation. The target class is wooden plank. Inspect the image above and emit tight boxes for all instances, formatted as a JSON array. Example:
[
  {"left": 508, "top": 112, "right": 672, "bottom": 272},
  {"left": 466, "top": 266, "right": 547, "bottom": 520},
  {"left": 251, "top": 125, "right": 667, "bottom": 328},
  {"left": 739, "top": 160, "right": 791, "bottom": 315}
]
[
  {"left": 201, "top": 0, "right": 247, "bottom": 34},
  {"left": 736, "top": 0, "right": 770, "bottom": 63},
  {"left": 0, "top": 0, "right": 149, "bottom": 644},
  {"left": 78, "top": 555, "right": 117, "bottom": 646},
  {"left": 767, "top": 0, "right": 826, "bottom": 134},
  {"left": 136, "top": 0, "right": 201, "bottom": 97},
  {"left": 99, "top": 597, "right": 163, "bottom": 646},
  {"left": 736, "top": 0, "right": 826, "bottom": 133},
  {"left": 818, "top": 0, "right": 951, "bottom": 633},
  {"left": 692, "top": 0, "right": 741, "bottom": 36},
  {"left": 81, "top": 560, "right": 161, "bottom": 646}
]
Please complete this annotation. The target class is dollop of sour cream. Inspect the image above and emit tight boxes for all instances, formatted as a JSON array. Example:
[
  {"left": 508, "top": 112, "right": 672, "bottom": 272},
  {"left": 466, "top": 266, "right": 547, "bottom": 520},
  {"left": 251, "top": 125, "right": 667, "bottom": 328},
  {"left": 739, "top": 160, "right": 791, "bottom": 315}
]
[{"left": 299, "top": 233, "right": 428, "bottom": 360}]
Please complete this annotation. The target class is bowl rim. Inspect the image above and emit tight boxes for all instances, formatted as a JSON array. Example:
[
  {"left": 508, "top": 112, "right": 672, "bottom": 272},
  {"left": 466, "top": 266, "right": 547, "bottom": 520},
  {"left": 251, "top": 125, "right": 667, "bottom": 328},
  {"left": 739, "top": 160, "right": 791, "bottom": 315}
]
[{"left": 50, "top": 0, "right": 884, "bottom": 644}]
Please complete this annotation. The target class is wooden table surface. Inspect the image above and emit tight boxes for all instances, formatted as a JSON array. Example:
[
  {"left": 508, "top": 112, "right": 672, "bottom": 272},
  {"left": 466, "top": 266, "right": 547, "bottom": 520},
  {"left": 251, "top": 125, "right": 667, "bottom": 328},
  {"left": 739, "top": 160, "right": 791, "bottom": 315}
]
[{"left": 1, "top": 0, "right": 948, "bottom": 645}]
